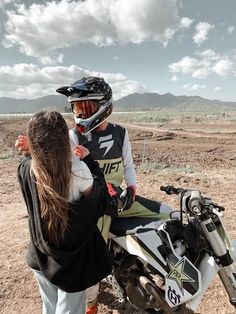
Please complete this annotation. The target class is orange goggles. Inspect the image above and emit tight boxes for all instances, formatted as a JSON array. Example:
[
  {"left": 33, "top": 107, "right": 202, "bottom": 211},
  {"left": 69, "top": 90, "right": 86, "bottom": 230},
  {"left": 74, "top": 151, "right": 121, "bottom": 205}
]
[{"left": 72, "top": 100, "right": 98, "bottom": 117}]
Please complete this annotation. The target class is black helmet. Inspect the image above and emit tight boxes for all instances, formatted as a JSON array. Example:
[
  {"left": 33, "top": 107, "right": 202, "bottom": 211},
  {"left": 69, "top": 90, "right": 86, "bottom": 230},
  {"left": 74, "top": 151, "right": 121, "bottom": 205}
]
[{"left": 56, "top": 76, "right": 112, "bottom": 134}]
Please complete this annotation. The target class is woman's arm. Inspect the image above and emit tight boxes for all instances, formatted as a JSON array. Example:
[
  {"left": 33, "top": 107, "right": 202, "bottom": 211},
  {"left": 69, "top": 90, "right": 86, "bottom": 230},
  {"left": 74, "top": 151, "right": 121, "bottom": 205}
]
[
  {"left": 81, "top": 184, "right": 93, "bottom": 198},
  {"left": 15, "top": 135, "right": 30, "bottom": 154}
]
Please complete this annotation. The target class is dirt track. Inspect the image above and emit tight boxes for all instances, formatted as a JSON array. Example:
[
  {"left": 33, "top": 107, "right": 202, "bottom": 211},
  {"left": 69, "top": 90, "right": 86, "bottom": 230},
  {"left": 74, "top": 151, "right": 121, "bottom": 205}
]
[{"left": 0, "top": 115, "right": 236, "bottom": 314}]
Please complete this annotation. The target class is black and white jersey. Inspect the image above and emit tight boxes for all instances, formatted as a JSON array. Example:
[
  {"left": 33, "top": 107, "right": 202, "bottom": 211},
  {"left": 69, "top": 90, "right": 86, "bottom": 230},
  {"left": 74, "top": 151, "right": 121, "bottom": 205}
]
[{"left": 69, "top": 123, "right": 136, "bottom": 187}]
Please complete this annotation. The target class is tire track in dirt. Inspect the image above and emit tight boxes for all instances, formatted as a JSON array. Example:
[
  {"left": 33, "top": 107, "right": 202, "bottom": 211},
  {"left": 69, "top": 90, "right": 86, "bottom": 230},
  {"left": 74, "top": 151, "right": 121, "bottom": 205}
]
[{"left": 118, "top": 122, "right": 236, "bottom": 140}]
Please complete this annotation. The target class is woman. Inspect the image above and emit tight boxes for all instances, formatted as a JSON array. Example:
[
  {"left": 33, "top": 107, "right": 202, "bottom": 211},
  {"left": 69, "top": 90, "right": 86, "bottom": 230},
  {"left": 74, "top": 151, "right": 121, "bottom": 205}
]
[{"left": 17, "top": 110, "right": 113, "bottom": 314}]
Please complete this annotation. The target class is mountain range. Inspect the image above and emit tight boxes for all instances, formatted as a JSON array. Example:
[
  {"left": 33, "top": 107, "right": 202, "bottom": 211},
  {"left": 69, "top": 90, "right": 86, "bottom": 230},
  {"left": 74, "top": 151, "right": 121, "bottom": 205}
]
[{"left": 0, "top": 92, "right": 236, "bottom": 114}]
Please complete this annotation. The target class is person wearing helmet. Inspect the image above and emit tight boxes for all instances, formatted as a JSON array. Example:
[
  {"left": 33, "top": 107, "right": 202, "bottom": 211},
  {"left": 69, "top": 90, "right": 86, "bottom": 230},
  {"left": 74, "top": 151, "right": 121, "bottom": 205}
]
[
  {"left": 56, "top": 76, "right": 172, "bottom": 314},
  {"left": 15, "top": 76, "right": 172, "bottom": 314}
]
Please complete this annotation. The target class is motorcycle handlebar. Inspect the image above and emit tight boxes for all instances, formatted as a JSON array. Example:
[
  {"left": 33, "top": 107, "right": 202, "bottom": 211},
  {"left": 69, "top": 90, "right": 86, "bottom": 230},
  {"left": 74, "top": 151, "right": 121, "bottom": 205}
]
[
  {"left": 160, "top": 185, "right": 204, "bottom": 215},
  {"left": 160, "top": 185, "right": 225, "bottom": 215},
  {"left": 160, "top": 185, "right": 185, "bottom": 195}
]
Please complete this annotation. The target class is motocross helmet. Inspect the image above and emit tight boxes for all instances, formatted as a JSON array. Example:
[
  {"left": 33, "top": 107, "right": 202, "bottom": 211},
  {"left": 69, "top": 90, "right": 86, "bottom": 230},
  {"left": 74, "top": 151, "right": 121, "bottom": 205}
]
[{"left": 56, "top": 76, "right": 112, "bottom": 135}]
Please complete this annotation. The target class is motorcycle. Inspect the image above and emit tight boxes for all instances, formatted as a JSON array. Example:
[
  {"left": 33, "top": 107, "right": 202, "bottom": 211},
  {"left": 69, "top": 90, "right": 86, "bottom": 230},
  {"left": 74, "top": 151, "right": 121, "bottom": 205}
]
[{"left": 106, "top": 185, "right": 236, "bottom": 313}]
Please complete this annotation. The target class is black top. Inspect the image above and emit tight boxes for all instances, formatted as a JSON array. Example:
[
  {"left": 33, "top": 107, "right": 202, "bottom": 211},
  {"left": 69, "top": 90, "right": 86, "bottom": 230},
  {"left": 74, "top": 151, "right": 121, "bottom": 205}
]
[
  {"left": 17, "top": 155, "right": 113, "bottom": 293},
  {"left": 75, "top": 123, "right": 126, "bottom": 160}
]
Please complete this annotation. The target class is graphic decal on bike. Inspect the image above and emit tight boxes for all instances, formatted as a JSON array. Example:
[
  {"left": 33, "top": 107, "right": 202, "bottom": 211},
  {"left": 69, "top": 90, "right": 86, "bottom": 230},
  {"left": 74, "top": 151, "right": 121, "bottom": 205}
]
[
  {"left": 167, "top": 286, "right": 181, "bottom": 306},
  {"left": 167, "top": 257, "right": 195, "bottom": 294}
]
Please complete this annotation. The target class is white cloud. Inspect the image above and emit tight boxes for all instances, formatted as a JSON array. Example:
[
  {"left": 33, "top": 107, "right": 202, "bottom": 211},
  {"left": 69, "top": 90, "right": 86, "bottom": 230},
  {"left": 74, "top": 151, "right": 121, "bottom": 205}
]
[
  {"left": 169, "top": 50, "right": 236, "bottom": 79},
  {"left": 3, "top": 0, "right": 180, "bottom": 59},
  {"left": 193, "top": 22, "right": 214, "bottom": 45},
  {"left": 0, "top": 63, "right": 147, "bottom": 99},
  {"left": 180, "top": 17, "right": 193, "bottom": 29},
  {"left": 113, "top": 56, "right": 119, "bottom": 61},
  {"left": 40, "top": 53, "right": 64, "bottom": 65},
  {"left": 171, "top": 75, "right": 179, "bottom": 81},
  {"left": 197, "top": 49, "right": 220, "bottom": 61},
  {"left": 227, "top": 26, "right": 235, "bottom": 34},
  {"left": 212, "top": 59, "right": 233, "bottom": 77},
  {"left": 214, "top": 86, "right": 223, "bottom": 91},
  {"left": 0, "top": 0, "right": 14, "bottom": 6},
  {"left": 169, "top": 56, "right": 199, "bottom": 74},
  {"left": 169, "top": 56, "right": 210, "bottom": 79},
  {"left": 183, "top": 84, "right": 206, "bottom": 91}
]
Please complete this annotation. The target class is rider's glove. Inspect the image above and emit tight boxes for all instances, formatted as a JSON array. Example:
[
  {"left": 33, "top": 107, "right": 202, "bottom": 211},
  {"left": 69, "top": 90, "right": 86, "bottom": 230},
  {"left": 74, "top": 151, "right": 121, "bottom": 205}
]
[
  {"left": 119, "top": 185, "right": 136, "bottom": 211},
  {"left": 104, "top": 183, "right": 120, "bottom": 218}
]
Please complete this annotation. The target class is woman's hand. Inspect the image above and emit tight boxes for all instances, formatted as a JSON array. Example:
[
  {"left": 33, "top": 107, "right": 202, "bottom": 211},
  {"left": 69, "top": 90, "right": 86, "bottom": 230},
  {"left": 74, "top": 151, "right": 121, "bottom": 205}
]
[
  {"left": 15, "top": 135, "right": 30, "bottom": 154},
  {"left": 74, "top": 145, "right": 90, "bottom": 159}
]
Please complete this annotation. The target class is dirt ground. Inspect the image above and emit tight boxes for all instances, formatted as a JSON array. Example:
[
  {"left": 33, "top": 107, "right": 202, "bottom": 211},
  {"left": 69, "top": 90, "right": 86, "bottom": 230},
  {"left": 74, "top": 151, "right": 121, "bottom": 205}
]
[{"left": 0, "top": 113, "right": 236, "bottom": 314}]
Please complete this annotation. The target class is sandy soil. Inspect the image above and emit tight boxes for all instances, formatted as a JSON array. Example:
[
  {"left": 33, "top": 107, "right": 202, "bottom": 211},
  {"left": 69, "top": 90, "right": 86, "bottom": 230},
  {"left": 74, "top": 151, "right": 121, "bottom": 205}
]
[{"left": 0, "top": 114, "right": 236, "bottom": 314}]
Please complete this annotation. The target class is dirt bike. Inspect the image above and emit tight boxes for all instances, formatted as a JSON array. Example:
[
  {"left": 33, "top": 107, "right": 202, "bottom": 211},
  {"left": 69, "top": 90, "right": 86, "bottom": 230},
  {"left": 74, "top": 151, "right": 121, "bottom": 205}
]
[{"left": 106, "top": 185, "right": 236, "bottom": 313}]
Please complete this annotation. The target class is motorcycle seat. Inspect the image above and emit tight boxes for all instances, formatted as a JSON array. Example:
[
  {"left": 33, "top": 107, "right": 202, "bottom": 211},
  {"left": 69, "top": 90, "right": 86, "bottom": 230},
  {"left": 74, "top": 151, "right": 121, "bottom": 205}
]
[{"left": 110, "top": 217, "right": 164, "bottom": 236}]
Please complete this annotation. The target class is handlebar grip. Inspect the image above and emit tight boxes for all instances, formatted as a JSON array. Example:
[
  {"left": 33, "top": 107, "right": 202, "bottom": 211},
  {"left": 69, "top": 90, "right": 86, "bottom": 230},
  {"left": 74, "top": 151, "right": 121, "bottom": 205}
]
[
  {"left": 160, "top": 185, "right": 184, "bottom": 195},
  {"left": 160, "top": 185, "right": 174, "bottom": 195},
  {"left": 160, "top": 186, "right": 166, "bottom": 191}
]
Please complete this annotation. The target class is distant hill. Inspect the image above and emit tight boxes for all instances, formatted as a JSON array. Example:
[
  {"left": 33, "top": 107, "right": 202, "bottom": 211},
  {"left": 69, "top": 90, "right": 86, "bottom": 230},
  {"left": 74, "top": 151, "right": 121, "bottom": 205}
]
[
  {"left": 114, "top": 92, "right": 236, "bottom": 111},
  {"left": 0, "top": 92, "right": 236, "bottom": 113},
  {"left": 0, "top": 95, "right": 68, "bottom": 114}
]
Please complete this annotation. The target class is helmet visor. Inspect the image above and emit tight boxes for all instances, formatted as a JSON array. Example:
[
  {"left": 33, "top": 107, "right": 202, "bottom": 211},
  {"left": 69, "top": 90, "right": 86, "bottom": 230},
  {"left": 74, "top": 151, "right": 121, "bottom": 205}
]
[{"left": 72, "top": 100, "right": 98, "bottom": 118}]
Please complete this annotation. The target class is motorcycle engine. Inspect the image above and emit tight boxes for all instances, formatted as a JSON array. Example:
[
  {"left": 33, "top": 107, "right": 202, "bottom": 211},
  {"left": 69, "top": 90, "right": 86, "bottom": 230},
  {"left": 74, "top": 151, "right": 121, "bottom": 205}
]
[{"left": 125, "top": 277, "right": 149, "bottom": 310}]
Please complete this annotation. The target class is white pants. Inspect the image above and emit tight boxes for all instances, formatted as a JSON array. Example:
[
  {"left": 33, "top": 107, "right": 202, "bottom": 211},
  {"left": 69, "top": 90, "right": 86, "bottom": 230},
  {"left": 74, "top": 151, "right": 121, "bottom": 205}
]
[
  {"left": 33, "top": 270, "right": 86, "bottom": 314},
  {"left": 85, "top": 283, "right": 99, "bottom": 307}
]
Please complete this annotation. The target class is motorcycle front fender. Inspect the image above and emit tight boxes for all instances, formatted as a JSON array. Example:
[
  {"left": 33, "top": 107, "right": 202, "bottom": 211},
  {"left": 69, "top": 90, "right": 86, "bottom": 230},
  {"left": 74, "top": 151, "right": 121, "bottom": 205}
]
[{"left": 186, "top": 239, "right": 236, "bottom": 312}]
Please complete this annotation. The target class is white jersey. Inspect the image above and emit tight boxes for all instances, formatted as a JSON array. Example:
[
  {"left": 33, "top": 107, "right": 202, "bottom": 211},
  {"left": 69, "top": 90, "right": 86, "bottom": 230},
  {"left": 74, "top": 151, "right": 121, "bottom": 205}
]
[{"left": 68, "top": 156, "right": 93, "bottom": 202}]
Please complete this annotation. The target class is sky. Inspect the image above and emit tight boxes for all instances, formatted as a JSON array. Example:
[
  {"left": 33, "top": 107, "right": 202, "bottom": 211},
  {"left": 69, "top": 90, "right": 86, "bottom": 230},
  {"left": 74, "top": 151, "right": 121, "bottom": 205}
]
[{"left": 0, "top": 0, "right": 236, "bottom": 101}]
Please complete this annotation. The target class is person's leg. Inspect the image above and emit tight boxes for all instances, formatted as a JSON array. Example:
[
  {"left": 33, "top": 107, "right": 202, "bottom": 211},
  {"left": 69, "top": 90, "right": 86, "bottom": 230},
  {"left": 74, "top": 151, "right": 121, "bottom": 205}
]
[
  {"left": 85, "top": 284, "right": 99, "bottom": 314},
  {"left": 33, "top": 269, "right": 58, "bottom": 314},
  {"left": 85, "top": 215, "right": 112, "bottom": 314},
  {"left": 56, "top": 289, "right": 86, "bottom": 314},
  {"left": 118, "top": 195, "right": 173, "bottom": 219}
]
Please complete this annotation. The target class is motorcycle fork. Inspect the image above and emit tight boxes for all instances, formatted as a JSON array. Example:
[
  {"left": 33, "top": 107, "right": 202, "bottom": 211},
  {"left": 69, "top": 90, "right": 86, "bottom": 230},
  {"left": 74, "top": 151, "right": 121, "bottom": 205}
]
[{"left": 201, "top": 216, "right": 236, "bottom": 307}]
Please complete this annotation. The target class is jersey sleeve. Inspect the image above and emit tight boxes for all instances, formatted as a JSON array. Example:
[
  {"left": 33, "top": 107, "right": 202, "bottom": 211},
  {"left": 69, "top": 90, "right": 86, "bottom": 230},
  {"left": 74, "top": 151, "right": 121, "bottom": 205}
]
[
  {"left": 69, "top": 157, "right": 94, "bottom": 202},
  {"left": 122, "top": 129, "right": 137, "bottom": 187},
  {"left": 69, "top": 129, "right": 79, "bottom": 150}
]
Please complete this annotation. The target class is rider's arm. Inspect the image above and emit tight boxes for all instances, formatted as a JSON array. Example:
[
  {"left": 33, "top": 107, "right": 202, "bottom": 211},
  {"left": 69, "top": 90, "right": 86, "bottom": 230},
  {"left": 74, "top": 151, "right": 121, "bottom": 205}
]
[{"left": 122, "top": 129, "right": 137, "bottom": 190}]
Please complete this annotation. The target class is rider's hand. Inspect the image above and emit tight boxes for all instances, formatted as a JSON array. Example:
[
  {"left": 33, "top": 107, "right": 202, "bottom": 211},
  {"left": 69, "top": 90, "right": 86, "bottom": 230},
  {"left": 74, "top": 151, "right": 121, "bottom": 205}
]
[
  {"left": 74, "top": 145, "right": 90, "bottom": 159},
  {"left": 15, "top": 135, "right": 30, "bottom": 154},
  {"left": 103, "top": 183, "right": 119, "bottom": 218},
  {"left": 120, "top": 185, "right": 136, "bottom": 211}
]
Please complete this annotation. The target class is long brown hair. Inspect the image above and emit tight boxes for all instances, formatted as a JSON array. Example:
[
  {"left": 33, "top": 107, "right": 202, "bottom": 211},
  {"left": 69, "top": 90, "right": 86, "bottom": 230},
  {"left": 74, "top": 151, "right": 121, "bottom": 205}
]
[{"left": 27, "top": 111, "right": 72, "bottom": 246}]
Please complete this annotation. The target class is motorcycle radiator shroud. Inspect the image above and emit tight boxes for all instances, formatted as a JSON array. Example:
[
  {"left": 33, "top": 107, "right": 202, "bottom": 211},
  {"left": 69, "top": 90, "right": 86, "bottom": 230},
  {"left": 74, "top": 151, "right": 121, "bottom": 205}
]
[{"left": 110, "top": 217, "right": 236, "bottom": 312}]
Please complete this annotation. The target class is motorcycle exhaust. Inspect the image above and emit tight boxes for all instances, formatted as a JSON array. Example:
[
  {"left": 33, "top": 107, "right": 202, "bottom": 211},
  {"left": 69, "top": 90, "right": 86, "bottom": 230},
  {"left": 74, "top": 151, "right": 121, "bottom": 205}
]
[{"left": 139, "top": 276, "right": 173, "bottom": 314}]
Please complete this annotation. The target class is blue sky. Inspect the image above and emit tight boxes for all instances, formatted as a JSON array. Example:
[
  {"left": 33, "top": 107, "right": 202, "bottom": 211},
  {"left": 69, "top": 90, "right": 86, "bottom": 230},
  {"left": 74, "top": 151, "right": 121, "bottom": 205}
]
[{"left": 0, "top": 0, "right": 236, "bottom": 101}]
